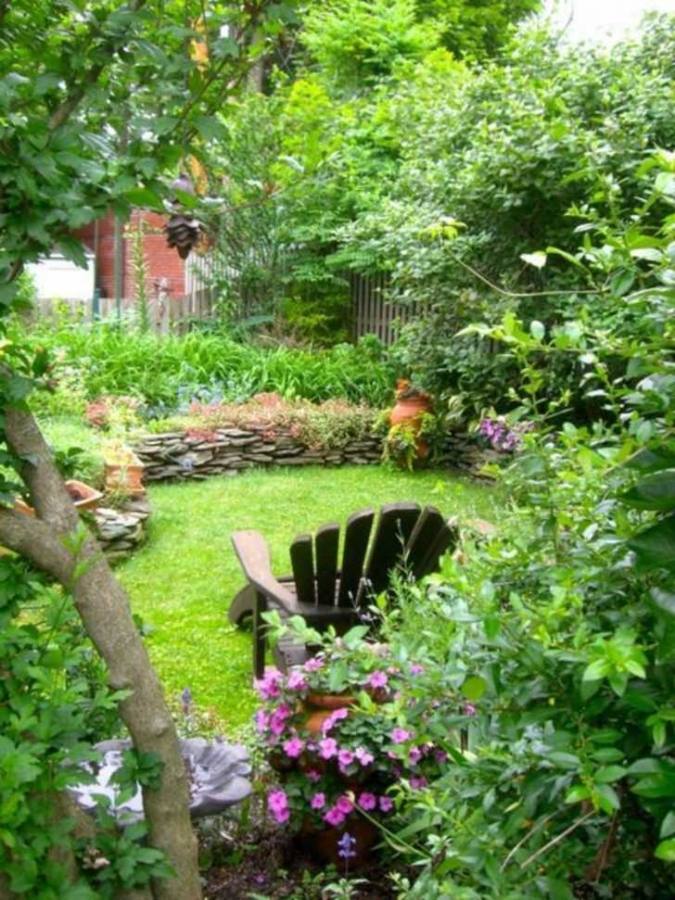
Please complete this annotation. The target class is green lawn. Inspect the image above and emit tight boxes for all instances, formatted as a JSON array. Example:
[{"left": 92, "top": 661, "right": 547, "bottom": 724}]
[{"left": 117, "top": 465, "right": 501, "bottom": 737}]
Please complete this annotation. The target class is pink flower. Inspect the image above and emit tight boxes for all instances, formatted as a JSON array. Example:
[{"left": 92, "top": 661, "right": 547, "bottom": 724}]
[
  {"left": 311, "top": 792, "right": 326, "bottom": 810},
  {"left": 287, "top": 670, "right": 308, "bottom": 692},
  {"left": 379, "top": 796, "right": 394, "bottom": 813},
  {"left": 410, "top": 775, "right": 428, "bottom": 790},
  {"left": 368, "top": 670, "right": 388, "bottom": 689},
  {"left": 410, "top": 664, "right": 424, "bottom": 675},
  {"left": 267, "top": 789, "right": 290, "bottom": 824},
  {"left": 324, "top": 806, "right": 346, "bottom": 827},
  {"left": 336, "top": 794, "right": 354, "bottom": 815},
  {"left": 321, "top": 707, "right": 349, "bottom": 734},
  {"left": 338, "top": 749, "right": 355, "bottom": 771},
  {"left": 463, "top": 703, "right": 477, "bottom": 716},
  {"left": 269, "top": 704, "right": 292, "bottom": 736},
  {"left": 358, "top": 792, "right": 377, "bottom": 811},
  {"left": 283, "top": 736, "right": 305, "bottom": 759},
  {"left": 355, "top": 747, "right": 374, "bottom": 767},
  {"left": 305, "top": 768, "right": 321, "bottom": 783},
  {"left": 319, "top": 737, "right": 338, "bottom": 759},
  {"left": 409, "top": 747, "right": 422, "bottom": 764},
  {"left": 434, "top": 749, "right": 448, "bottom": 765},
  {"left": 255, "top": 709, "right": 269, "bottom": 733},
  {"left": 391, "top": 727, "right": 411, "bottom": 744},
  {"left": 304, "top": 657, "right": 324, "bottom": 672},
  {"left": 255, "top": 667, "right": 283, "bottom": 701}
]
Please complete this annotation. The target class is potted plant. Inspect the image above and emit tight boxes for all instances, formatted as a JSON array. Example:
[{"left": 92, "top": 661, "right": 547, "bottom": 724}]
[
  {"left": 255, "top": 618, "right": 446, "bottom": 867},
  {"left": 102, "top": 440, "right": 145, "bottom": 495},
  {"left": 381, "top": 380, "right": 436, "bottom": 468}
]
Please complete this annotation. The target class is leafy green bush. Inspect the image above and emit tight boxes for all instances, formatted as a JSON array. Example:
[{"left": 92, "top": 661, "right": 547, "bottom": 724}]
[
  {"left": 27, "top": 325, "right": 395, "bottom": 414},
  {"left": 367, "top": 157, "right": 675, "bottom": 897}
]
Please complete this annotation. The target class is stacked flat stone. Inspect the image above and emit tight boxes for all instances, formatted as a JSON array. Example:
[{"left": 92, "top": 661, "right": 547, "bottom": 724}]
[
  {"left": 134, "top": 426, "right": 383, "bottom": 482},
  {"left": 93, "top": 497, "right": 151, "bottom": 560}
]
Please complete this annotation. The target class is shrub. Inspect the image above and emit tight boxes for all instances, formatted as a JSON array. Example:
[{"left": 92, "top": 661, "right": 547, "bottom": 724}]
[{"left": 148, "top": 393, "right": 378, "bottom": 451}]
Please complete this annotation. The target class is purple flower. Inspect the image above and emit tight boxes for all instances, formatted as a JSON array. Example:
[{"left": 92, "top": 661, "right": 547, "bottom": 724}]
[
  {"left": 267, "top": 789, "right": 290, "bottom": 824},
  {"left": 379, "top": 796, "right": 394, "bottom": 813},
  {"left": 321, "top": 707, "right": 349, "bottom": 734},
  {"left": 410, "top": 663, "right": 424, "bottom": 676},
  {"left": 311, "top": 792, "right": 326, "bottom": 810},
  {"left": 355, "top": 747, "right": 374, "bottom": 767},
  {"left": 255, "top": 667, "right": 283, "bottom": 701},
  {"left": 269, "top": 704, "right": 291, "bottom": 736},
  {"left": 409, "top": 747, "right": 423, "bottom": 765},
  {"left": 337, "top": 832, "right": 357, "bottom": 860},
  {"left": 287, "top": 670, "right": 308, "bottom": 692},
  {"left": 304, "top": 657, "right": 324, "bottom": 672},
  {"left": 282, "top": 736, "right": 305, "bottom": 759},
  {"left": 319, "top": 737, "right": 338, "bottom": 759},
  {"left": 338, "top": 749, "right": 355, "bottom": 771},
  {"left": 463, "top": 703, "right": 477, "bottom": 716},
  {"left": 254, "top": 709, "right": 269, "bottom": 733},
  {"left": 357, "top": 792, "right": 377, "bottom": 811},
  {"left": 410, "top": 775, "right": 428, "bottom": 790},
  {"left": 368, "top": 670, "right": 388, "bottom": 689},
  {"left": 324, "top": 806, "right": 346, "bottom": 827},
  {"left": 180, "top": 687, "right": 192, "bottom": 717},
  {"left": 305, "top": 768, "right": 321, "bottom": 783},
  {"left": 391, "top": 727, "right": 411, "bottom": 744},
  {"left": 336, "top": 794, "right": 354, "bottom": 815},
  {"left": 434, "top": 749, "right": 449, "bottom": 765}
]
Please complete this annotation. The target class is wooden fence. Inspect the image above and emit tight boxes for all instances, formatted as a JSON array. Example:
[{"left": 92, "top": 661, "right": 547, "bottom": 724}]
[
  {"left": 31, "top": 256, "right": 418, "bottom": 345},
  {"left": 350, "top": 272, "right": 418, "bottom": 345}
]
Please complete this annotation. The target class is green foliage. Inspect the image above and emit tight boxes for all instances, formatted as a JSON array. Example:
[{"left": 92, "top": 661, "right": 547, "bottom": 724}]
[
  {"left": 28, "top": 325, "right": 395, "bottom": 411},
  {"left": 0, "top": 559, "right": 158, "bottom": 896},
  {"left": 372, "top": 161, "right": 675, "bottom": 896},
  {"left": 301, "top": 0, "right": 441, "bottom": 90}
]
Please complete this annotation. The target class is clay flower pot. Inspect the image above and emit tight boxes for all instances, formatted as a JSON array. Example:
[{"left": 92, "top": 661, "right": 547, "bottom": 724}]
[
  {"left": 388, "top": 380, "right": 433, "bottom": 463},
  {"left": 104, "top": 461, "right": 145, "bottom": 495},
  {"left": 14, "top": 480, "right": 103, "bottom": 516}
]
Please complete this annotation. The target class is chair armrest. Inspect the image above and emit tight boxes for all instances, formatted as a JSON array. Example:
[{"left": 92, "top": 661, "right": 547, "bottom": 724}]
[{"left": 231, "top": 530, "right": 298, "bottom": 615}]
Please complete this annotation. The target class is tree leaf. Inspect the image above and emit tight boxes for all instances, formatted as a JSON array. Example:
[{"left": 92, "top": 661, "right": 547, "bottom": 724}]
[
  {"left": 628, "top": 514, "right": 675, "bottom": 572},
  {"left": 622, "top": 469, "right": 675, "bottom": 511},
  {"left": 461, "top": 675, "right": 487, "bottom": 701}
]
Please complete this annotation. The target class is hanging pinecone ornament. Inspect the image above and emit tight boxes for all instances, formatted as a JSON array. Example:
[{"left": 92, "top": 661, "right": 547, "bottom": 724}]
[{"left": 164, "top": 173, "right": 203, "bottom": 259}]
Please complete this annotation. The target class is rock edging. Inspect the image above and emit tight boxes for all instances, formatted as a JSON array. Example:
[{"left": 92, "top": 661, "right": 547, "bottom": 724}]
[{"left": 93, "top": 496, "right": 151, "bottom": 560}]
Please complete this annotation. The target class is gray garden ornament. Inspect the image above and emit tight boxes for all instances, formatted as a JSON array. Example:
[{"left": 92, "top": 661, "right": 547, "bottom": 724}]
[{"left": 70, "top": 738, "right": 251, "bottom": 823}]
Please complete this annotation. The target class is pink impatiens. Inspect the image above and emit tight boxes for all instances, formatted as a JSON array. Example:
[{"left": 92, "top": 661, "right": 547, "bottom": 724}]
[
  {"left": 318, "top": 737, "right": 338, "bottom": 759},
  {"left": 311, "top": 792, "right": 326, "bottom": 810},
  {"left": 255, "top": 667, "right": 283, "bottom": 701},
  {"left": 358, "top": 792, "right": 377, "bottom": 811},
  {"left": 368, "top": 670, "right": 388, "bottom": 689},
  {"left": 267, "top": 789, "right": 290, "bottom": 824},
  {"left": 282, "top": 736, "right": 305, "bottom": 759},
  {"left": 391, "top": 727, "right": 411, "bottom": 744}
]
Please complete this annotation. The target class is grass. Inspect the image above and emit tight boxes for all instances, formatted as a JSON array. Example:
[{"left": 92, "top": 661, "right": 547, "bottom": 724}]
[{"left": 117, "top": 465, "right": 502, "bottom": 737}]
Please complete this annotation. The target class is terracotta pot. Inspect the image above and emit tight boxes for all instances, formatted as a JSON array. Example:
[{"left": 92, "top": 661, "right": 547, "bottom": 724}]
[
  {"left": 301, "top": 816, "right": 379, "bottom": 868},
  {"left": 14, "top": 480, "right": 103, "bottom": 516},
  {"left": 303, "top": 692, "right": 355, "bottom": 736},
  {"left": 389, "top": 393, "right": 431, "bottom": 430},
  {"left": 104, "top": 462, "right": 145, "bottom": 496}
]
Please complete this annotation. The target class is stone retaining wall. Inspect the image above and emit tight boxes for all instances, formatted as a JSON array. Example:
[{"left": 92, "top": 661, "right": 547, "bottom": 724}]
[
  {"left": 134, "top": 427, "right": 383, "bottom": 481},
  {"left": 134, "top": 427, "right": 497, "bottom": 482}
]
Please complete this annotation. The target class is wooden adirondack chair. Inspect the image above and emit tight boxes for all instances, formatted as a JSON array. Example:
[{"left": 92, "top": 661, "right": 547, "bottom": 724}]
[{"left": 229, "top": 502, "right": 458, "bottom": 678}]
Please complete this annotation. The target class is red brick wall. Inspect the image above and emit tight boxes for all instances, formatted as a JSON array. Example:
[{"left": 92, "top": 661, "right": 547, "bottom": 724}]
[{"left": 78, "top": 211, "right": 186, "bottom": 301}]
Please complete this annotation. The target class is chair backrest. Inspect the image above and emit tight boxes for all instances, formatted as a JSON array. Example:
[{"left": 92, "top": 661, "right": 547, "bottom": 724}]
[{"left": 289, "top": 503, "right": 457, "bottom": 608}]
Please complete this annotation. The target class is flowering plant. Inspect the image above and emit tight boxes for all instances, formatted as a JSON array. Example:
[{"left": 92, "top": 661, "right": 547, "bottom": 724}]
[
  {"left": 477, "top": 415, "right": 532, "bottom": 453},
  {"left": 255, "top": 617, "right": 448, "bottom": 838}
]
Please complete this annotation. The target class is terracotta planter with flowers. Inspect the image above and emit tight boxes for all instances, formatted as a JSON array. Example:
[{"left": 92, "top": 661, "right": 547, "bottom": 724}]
[
  {"left": 14, "top": 479, "right": 103, "bottom": 516},
  {"left": 103, "top": 443, "right": 145, "bottom": 496},
  {"left": 388, "top": 379, "right": 433, "bottom": 464}
]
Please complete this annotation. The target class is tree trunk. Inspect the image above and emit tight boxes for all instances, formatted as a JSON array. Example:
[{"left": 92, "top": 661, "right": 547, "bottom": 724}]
[{"left": 0, "top": 407, "right": 201, "bottom": 900}]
